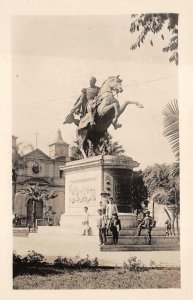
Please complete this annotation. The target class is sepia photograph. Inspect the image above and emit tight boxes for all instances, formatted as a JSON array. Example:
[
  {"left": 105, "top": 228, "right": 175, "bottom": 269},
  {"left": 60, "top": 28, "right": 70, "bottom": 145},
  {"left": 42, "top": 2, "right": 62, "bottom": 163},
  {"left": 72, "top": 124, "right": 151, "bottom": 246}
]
[{"left": 11, "top": 13, "right": 181, "bottom": 290}]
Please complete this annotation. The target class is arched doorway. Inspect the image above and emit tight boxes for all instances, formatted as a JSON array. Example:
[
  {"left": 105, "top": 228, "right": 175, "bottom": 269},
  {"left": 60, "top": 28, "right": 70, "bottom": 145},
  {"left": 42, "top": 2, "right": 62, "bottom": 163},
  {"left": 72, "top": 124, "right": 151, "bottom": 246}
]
[{"left": 27, "top": 199, "right": 43, "bottom": 226}]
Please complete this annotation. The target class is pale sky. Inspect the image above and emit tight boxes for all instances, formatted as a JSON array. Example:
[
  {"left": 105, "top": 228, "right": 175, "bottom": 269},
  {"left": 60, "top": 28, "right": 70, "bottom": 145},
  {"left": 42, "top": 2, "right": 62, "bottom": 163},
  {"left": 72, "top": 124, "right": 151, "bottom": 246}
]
[{"left": 12, "top": 15, "right": 178, "bottom": 169}]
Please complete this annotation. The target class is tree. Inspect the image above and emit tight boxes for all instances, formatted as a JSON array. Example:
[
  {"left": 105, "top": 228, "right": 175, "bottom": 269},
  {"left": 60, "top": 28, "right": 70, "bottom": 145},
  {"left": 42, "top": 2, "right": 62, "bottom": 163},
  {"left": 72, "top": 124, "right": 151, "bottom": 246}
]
[
  {"left": 132, "top": 170, "right": 148, "bottom": 211},
  {"left": 12, "top": 137, "right": 34, "bottom": 184},
  {"left": 143, "top": 163, "right": 179, "bottom": 235},
  {"left": 19, "top": 184, "right": 57, "bottom": 228},
  {"left": 17, "top": 142, "right": 34, "bottom": 156},
  {"left": 162, "top": 99, "right": 179, "bottom": 176},
  {"left": 69, "top": 142, "right": 84, "bottom": 161},
  {"left": 97, "top": 132, "right": 125, "bottom": 156},
  {"left": 69, "top": 132, "right": 125, "bottom": 161},
  {"left": 12, "top": 135, "right": 33, "bottom": 200},
  {"left": 129, "top": 14, "right": 178, "bottom": 65},
  {"left": 162, "top": 99, "right": 180, "bottom": 235},
  {"left": 12, "top": 136, "right": 33, "bottom": 206}
]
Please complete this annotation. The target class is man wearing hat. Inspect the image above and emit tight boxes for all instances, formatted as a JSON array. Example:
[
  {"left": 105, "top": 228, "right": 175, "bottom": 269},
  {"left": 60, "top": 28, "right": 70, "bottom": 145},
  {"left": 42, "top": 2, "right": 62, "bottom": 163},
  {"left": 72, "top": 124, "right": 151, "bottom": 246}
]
[
  {"left": 136, "top": 210, "right": 156, "bottom": 245},
  {"left": 99, "top": 191, "right": 109, "bottom": 215}
]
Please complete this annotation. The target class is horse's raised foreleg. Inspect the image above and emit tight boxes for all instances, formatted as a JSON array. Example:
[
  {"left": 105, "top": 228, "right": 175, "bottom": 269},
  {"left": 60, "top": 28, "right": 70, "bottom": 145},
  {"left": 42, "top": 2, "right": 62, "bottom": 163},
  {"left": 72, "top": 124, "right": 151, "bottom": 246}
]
[
  {"left": 117, "top": 101, "right": 144, "bottom": 117},
  {"left": 97, "top": 101, "right": 122, "bottom": 129},
  {"left": 100, "top": 103, "right": 119, "bottom": 118},
  {"left": 99, "top": 103, "right": 121, "bottom": 129}
]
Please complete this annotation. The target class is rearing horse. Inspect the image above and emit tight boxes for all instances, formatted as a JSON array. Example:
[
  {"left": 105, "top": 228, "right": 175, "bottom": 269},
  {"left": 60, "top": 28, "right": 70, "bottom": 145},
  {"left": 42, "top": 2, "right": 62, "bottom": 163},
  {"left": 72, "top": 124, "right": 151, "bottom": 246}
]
[{"left": 64, "top": 75, "right": 143, "bottom": 158}]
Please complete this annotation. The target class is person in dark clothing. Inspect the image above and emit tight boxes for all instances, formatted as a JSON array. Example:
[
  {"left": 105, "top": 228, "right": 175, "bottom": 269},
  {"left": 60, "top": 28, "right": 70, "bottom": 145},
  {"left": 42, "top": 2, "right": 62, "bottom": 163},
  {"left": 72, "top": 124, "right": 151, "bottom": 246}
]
[
  {"left": 136, "top": 210, "right": 156, "bottom": 245},
  {"left": 165, "top": 219, "right": 172, "bottom": 236},
  {"left": 110, "top": 213, "right": 121, "bottom": 245}
]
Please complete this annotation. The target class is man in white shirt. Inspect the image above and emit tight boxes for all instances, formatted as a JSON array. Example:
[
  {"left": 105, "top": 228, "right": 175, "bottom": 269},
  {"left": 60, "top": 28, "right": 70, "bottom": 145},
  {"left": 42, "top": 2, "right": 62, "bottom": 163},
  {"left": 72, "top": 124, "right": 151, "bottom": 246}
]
[
  {"left": 82, "top": 206, "right": 90, "bottom": 236},
  {"left": 106, "top": 197, "right": 118, "bottom": 231},
  {"left": 99, "top": 191, "right": 109, "bottom": 215},
  {"left": 97, "top": 209, "right": 107, "bottom": 245}
]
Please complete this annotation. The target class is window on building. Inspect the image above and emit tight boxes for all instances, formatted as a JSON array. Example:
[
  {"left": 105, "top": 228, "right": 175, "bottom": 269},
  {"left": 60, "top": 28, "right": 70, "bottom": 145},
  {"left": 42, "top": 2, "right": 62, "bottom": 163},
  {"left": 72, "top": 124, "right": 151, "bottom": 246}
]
[{"left": 59, "top": 170, "right": 64, "bottom": 178}]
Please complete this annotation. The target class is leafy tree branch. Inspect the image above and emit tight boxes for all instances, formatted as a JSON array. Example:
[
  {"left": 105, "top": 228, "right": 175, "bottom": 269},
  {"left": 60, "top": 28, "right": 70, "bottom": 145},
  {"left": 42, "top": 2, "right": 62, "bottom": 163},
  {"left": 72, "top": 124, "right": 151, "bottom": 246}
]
[{"left": 129, "top": 13, "right": 178, "bottom": 65}]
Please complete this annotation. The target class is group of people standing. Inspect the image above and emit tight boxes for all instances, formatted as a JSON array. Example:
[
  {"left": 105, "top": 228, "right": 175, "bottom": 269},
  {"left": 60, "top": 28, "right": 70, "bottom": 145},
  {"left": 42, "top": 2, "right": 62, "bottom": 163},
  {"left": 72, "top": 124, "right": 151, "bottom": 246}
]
[
  {"left": 82, "top": 192, "right": 160, "bottom": 246},
  {"left": 82, "top": 191, "right": 121, "bottom": 246},
  {"left": 97, "top": 191, "right": 121, "bottom": 245}
]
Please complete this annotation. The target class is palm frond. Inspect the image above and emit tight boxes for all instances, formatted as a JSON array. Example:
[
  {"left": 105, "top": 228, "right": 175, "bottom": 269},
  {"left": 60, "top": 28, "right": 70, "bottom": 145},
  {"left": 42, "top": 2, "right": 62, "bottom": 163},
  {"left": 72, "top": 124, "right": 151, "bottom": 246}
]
[
  {"left": 172, "top": 162, "right": 179, "bottom": 177},
  {"left": 162, "top": 100, "right": 179, "bottom": 124},
  {"left": 162, "top": 99, "right": 179, "bottom": 165}
]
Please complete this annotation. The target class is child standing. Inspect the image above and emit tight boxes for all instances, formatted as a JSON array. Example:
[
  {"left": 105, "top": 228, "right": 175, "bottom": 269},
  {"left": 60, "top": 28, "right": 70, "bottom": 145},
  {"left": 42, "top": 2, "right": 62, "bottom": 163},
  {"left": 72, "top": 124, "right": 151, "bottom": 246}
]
[
  {"left": 165, "top": 219, "right": 172, "bottom": 236},
  {"left": 110, "top": 213, "right": 121, "bottom": 245},
  {"left": 97, "top": 209, "right": 107, "bottom": 245},
  {"left": 82, "top": 206, "right": 90, "bottom": 236}
]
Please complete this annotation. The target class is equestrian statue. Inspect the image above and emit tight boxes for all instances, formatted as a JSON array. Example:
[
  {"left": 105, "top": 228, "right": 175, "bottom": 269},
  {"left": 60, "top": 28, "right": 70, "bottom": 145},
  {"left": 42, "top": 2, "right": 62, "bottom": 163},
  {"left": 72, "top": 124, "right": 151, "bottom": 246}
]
[{"left": 63, "top": 75, "right": 144, "bottom": 158}]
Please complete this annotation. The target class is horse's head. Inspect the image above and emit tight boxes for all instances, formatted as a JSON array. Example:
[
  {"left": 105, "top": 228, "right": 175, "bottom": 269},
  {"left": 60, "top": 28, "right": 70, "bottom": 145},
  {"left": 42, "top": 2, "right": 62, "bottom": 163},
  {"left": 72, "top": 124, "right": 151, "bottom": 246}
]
[{"left": 109, "top": 75, "right": 123, "bottom": 94}]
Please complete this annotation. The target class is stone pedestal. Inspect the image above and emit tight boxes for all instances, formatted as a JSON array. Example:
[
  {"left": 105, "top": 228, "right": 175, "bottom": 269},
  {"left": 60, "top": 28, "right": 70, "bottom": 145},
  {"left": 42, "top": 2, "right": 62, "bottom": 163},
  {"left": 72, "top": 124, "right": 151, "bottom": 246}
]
[{"left": 59, "top": 155, "right": 139, "bottom": 234}]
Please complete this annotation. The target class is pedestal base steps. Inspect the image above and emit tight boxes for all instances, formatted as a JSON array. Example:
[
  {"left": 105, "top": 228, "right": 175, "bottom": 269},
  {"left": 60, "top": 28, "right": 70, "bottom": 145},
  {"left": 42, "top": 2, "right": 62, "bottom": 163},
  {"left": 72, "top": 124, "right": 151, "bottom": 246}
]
[
  {"left": 101, "top": 243, "right": 180, "bottom": 251},
  {"left": 39, "top": 211, "right": 180, "bottom": 252},
  {"left": 13, "top": 228, "right": 29, "bottom": 237},
  {"left": 13, "top": 225, "right": 180, "bottom": 252},
  {"left": 101, "top": 235, "right": 180, "bottom": 251}
]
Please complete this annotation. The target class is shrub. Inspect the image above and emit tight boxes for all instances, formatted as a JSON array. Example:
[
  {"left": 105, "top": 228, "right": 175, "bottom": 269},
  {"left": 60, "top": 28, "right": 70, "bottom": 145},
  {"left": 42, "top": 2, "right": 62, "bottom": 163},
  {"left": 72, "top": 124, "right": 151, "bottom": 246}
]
[
  {"left": 54, "top": 255, "right": 98, "bottom": 269},
  {"left": 149, "top": 260, "right": 157, "bottom": 269},
  {"left": 13, "top": 251, "right": 46, "bottom": 266},
  {"left": 123, "top": 256, "right": 148, "bottom": 272},
  {"left": 21, "top": 251, "right": 46, "bottom": 265},
  {"left": 13, "top": 251, "right": 22, "bottom": 264}
]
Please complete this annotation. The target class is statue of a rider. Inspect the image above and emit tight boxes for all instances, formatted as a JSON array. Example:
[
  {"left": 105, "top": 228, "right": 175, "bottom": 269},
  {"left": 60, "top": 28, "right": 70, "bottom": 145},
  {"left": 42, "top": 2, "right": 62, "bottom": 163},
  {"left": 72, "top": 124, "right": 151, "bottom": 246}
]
[{"left": 64, "top": 76, "right": 100, "bottom": 127}]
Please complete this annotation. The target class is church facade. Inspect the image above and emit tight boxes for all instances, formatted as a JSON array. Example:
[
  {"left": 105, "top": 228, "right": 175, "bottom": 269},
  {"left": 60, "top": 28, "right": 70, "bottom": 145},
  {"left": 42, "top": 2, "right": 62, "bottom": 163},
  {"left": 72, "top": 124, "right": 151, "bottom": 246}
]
[{"left": 13, "top": 130, "right": 69, "bottom": 226}]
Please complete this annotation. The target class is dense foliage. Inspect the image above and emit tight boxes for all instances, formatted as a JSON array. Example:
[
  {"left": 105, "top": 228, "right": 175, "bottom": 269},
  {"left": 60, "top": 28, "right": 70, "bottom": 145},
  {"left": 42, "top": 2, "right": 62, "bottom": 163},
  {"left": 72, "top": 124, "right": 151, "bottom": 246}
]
[
  {"left": 69, "top": 132, "right": 125, "bottom": 161},
  {"left": 162, "top": 99, "right": 179, "bottom": 176},
  {"left": 19, "top": 184, "right": 57, "bottom": 227},
  {"left": 12, "top": 136, "right": 34, "bottom": 196},
  {"left": 143, "top": 163, "right": 179, "bottom": 206},
  {"left": 129, "top": 14, "right": 178, "bottom": 65},
  {"left": 54, "top": 255, "right": 98, "bottom": 269},
  {"left": 123, "top": 256, "right": 148, "bottom": 271},
  {"left": 19, "top": 184, "right": 57, "bottom": 202},
  {"left": 132, "top": 170, "right": 148, "bottom": 210}
]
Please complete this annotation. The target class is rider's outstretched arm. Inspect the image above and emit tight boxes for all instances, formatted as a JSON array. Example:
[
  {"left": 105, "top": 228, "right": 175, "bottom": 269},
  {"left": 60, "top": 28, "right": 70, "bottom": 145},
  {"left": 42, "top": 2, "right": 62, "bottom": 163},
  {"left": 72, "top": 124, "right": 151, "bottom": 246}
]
[
  {"left": 70, "top": 89, "right": 86, "bottom": 113},
  {"left": 71, "top": 93, "right": 85, "bottom": 113}
]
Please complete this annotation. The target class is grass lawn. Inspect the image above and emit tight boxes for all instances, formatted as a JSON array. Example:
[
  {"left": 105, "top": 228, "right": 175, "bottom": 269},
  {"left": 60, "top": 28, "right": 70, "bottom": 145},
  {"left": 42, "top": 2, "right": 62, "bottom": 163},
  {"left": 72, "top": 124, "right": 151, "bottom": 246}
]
[{"left": 13, "top": 267, "right": 180, "bottom": 289}]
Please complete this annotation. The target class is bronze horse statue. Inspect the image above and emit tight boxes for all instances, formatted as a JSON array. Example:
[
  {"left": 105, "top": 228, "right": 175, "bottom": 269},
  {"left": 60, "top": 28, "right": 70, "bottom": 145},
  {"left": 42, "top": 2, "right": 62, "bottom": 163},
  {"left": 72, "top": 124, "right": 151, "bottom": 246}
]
[{"left": 64, "top": 76, "right": 143, "bottom": 158}]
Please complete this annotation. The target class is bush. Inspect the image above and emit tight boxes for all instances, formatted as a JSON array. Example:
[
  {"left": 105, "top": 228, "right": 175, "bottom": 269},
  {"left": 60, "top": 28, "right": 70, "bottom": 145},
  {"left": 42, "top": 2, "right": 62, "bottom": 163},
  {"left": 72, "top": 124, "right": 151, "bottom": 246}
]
[
  {"left": 123, "top": 256, "right": 148, "bottom": 272},
  {"left": 149, "top": 260, "right": 157, "bottom": 269},
  {"left": 13, "top": 251, "right": 46, "bottom": 266},
  {"left": 54, "top": 255, "right": 98, "bottom": 269},
  {"left": 13, "top": 251, "right": 22, "bottom": 264},
  {"left": 21, "top": 251, "right": 46, "bottom": 265}
]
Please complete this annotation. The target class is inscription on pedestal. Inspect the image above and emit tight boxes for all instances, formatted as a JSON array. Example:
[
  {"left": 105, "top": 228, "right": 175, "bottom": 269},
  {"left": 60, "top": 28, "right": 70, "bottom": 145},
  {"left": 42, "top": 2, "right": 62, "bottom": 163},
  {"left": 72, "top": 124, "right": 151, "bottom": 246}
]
[{"left": 69, "top": 177, "right": 97, "bottom": 207}]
